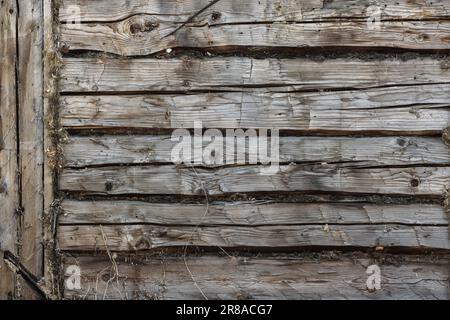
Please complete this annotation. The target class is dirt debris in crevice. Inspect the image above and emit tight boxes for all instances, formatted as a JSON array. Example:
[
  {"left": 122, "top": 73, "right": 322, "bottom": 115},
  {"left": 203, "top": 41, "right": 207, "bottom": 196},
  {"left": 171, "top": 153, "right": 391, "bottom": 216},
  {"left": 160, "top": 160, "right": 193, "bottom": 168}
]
[
  {"left": 62, "top": 191, "right": 444, "bottom": 206},
  {"left": 42, "top": 0, "right": 66, "bottom": 300},
  {"left": 62, "top": 250, "right": 450, "bottom": 268},
  {"left": 61, "top": 46, "right": 450, "bottom": 62}
]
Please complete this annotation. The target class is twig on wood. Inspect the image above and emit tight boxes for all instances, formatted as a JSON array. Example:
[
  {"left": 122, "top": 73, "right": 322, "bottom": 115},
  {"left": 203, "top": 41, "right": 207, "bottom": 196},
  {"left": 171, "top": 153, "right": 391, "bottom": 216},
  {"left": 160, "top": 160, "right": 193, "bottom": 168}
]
[
  {"left": 99, "top": 225, "right": 124, "bottom": 300},
  {"left": 162, "top": 0, "right": 223, "bottom": 39},
  {"left": 93, "top": 266, "right": 109, "bottom": 300},
  {"left": 182, "top": 165, "right": 210, "bottom": 300},
  {"left": 3, "top": 251, "right": 49, "bottom": 300},
  {"left": 180, "top": 164, "right": 236, "bottom": 299}
]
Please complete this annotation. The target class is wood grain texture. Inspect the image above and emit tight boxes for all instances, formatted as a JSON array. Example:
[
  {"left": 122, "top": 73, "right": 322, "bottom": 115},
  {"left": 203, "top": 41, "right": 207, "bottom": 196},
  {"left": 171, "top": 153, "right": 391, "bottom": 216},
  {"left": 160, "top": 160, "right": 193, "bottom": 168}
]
[
  {"left": 63, "top": 254, "right": 450, "bottom": 300},
  {"left": 60, "top": 201, "right": 449, "bottom": 226},
  {"left": 59, "top": 0, "right": 450, "bottom": 23},
  {"left": 57, "top": 0, "right": 450, "bottom": 300},
  {"left": 59, "top": 0, "right": 450, "bottom": 55},
  {"left": 0, "top": 0, "right": 18, "bottom": 299},
  {"left": 61, "top": 85, "right": 450, "bottom": 133},
  {"left": 17, "top": 0, "right": 44, "bottom": 298},
  {"left": 61, "top": 19, "right": 450, "bottom": 56},
  {"left": 64, "top": 135, "right": 450, "bottom": 168},
  {"left": 60, "top": 165, "right": 450, "bottom": 196},
  {"left": 60, "top": 57, "right": 450, "bottom": 93},
  {"left": 58, "top": 224, "right": 450, "bottom": 251}
]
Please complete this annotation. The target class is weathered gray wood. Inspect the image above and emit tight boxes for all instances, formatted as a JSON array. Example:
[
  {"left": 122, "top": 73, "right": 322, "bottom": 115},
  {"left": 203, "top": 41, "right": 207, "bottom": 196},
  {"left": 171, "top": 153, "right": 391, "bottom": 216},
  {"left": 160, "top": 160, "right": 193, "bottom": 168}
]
[
  {"left": 60, "top": 201, "right": 449, "bottom": 226},
  {"left": 58, "top": 224, "right": 450, "bottom": 251},
  {"left": 0, "top": 0, "right": 18, "bottom": 299},
  {"left": 60, "top": 57, "right": 450, "bottom": 93},
  {"left": 63, "top": 254, "right": 450, "bottom": 300},
  {"left": 59, "top": 0, "right": 450, "bottom": 23},
  {"left": 60, "top": 165, "right": 450, "bottom": 196},
  {"left": 60, "top": 85, "right": 450, "bottom": 132},
  {"left": 61, "top": 19, "right": 450, "bottom": 56},
  {"left": 64, "top": 135, "right": 450, "bottom": 168},
  {"left": 17, "top": 0, "right": 44, "bottom": 298}
]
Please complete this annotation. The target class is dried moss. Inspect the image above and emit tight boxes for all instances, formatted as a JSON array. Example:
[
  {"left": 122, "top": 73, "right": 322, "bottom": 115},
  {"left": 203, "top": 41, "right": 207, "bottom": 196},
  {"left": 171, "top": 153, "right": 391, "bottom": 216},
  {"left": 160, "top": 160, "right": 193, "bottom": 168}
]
[
  {"left": 443, "top": 127, "right": 450, "bottom": 148},
  {"left": 42, "top": 0, "right": 65, "bottom": 299}
]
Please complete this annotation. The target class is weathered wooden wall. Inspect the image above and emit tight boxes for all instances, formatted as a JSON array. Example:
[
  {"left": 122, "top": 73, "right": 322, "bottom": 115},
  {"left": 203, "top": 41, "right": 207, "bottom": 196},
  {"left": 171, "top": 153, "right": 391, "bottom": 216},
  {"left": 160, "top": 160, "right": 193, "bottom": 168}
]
[{"left": 52, "top": 0, "right": 450, "bottom": 299}]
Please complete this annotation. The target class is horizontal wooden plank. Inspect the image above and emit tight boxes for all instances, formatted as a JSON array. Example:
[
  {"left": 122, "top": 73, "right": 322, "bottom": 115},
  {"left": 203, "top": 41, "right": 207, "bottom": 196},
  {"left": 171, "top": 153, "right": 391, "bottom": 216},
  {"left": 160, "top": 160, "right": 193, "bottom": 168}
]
[
  {"left": 64, "top": 135, "right": 450, "bottom": 168},
  {"left": 60, "top": 201, "right": 449, "bottom": 226},
  {"left": 61, "top": 85, "right": 450, "bottom": 132},
  {"left": 60, "top": 57, "right": 450, "bottom": 93},
  {"left": 61, "top": 20, "right": 450, "bottom": 56},
  {"left": 60, "top": 165, "right": 450, "bottom": 196},
  {"left": 63, "top": 254, "right": 450, "bottom": 300},
  {"left": 59, "top": 0, "right": 450, "bottom": 23},
  {"left": 58, "top": 224, "right": 450, "bottom": 251}
]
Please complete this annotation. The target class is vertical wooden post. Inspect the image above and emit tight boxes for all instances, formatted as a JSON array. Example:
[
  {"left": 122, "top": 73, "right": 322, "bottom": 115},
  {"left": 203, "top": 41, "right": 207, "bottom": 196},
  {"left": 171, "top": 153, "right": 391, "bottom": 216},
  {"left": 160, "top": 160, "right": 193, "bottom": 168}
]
[
  {"left": 17, "top": 0, "right": 45, "bottom": 299},
  {"left": 1, "top": 0, "right": 47, "bottom": 299},
  {"left": 0, "top": 0, "right": 19, "bottom": 300}
]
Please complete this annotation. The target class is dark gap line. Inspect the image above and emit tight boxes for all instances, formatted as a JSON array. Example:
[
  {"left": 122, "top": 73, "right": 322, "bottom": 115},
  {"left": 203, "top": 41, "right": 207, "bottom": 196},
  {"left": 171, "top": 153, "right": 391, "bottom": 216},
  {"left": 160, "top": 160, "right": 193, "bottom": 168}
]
[
  {"left": 59, "top": 16, "right": 450, "bottom": 25},
  {"left": 209, "top": 17, "right": 450, "bottom": 26},
  {"left": 62, "top": 162, "right": 450, "bottom": 171},
  {"left": 342, "top": 103, "right": 450, "bottom": 111},
  {"left": 14, "top": 1, "right": 24, "bottom": 293},
  {"left": 63, "top": 127, "right": 444, "bottom": 137},
  {"left": 61, "top": 191, "right": 444, "bottom": 203},
  {"left": 57, "top": 245, "right": 450, "bottom": 255},
  {"left": 64, "top": 130, "right": 444, "bottom": 139},
  {"left": 61, "top": 46, "right": 450, "bottom": 60},
  {"left": 60, "top": 125, "right": 447, "bottom": 138},
  {"left": 60, "top": 250, "right": 450, "bottom": 262},
  {"left": 60, "top": 162, "right": 450, "bottom": 171},
  {"left": 58, "top": 82, "right": 450, "bottom": 96},
  {"left": 57, "top": 222, "right": 450, "bottom": 228},
  {"left": 39, "top": 0, "right": 46, "bottom": 280}
]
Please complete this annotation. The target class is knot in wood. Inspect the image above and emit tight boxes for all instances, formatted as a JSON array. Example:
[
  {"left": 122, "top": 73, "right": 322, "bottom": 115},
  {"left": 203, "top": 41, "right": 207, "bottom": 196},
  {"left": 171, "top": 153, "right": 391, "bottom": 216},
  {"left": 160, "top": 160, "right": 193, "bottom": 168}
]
[
  {"left": 126, "top": 16, "right": 159, "bottom": 36},
  {"left": 105, "top": 181, "right": 114, "bottom": 191},
  {"left": 410, "top": 178, "right": 420, "bottom": 188},
  {"left": 211, "top": 11, "right": 222, "bottom": 21},
  {"left": 135, "top": 236, "right": 152, "bottom": 250}
]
